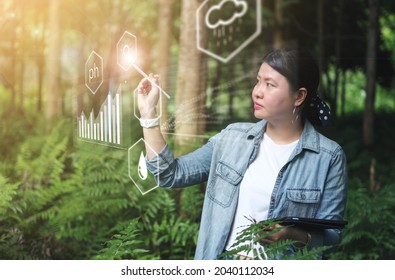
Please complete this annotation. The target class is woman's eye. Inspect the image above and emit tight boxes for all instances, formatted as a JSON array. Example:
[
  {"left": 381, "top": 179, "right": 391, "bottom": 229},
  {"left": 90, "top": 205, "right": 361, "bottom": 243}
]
[{"left": 267, "top": 83, "right": 273, "bottom": 87}]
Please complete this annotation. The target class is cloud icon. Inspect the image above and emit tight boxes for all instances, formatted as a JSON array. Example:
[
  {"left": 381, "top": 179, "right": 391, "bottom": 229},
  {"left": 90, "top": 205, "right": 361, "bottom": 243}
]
[{"left": 205, "top": 0, "right": 248, "bottom": 29}]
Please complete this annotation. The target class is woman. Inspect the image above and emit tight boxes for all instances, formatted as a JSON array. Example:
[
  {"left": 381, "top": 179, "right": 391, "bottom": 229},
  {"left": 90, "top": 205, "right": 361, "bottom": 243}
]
[{"left": 137, "top": 48, "right": 347, "bottom": 260}]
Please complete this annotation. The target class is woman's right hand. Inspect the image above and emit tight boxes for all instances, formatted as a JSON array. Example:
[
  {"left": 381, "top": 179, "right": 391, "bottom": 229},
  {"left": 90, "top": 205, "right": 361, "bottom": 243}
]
[{"left": 137, "top": 73, "right": 160, "bottom": 119}]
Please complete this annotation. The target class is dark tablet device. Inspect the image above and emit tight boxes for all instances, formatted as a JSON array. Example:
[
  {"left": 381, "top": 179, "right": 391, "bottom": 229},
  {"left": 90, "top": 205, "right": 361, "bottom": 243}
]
[{"left": 279, "top": 217, "right": 348, "bottom": 229}]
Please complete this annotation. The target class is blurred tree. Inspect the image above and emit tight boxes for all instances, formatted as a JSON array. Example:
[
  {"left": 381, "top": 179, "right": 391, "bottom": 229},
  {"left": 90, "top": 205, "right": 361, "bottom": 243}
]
[
  {"left": 174, "top": 0, "right": 207, "bottom": 147},
  {"left": 0, "top": 1, "right": 18, "bottom": 111},
  {"left": 363, "top": 0, "right": 380, "bottom": 149},
  {"left": 46, "top": 0, "right": 62, "bottom": 126},
  {"left": 31, "top": 4, "right": 47, "bottom": 113},
  {"left": 72, "top": 0, "right": 88, "bottom": 116},
  {"left": 317, "top": 0, "right": 325, "bottom": 100},
  {"left": 274, "top": 0, "right": 283, "bottom": 48},
  {"left": 332, "top": 0, "right": 344, "bottom": 117},
  {"left": 157, "top": 0, "right": 175, "bottom": 137}
]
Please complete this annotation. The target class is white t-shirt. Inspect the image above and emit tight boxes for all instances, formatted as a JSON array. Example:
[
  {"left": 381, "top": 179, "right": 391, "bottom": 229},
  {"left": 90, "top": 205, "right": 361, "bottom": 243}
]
[{"left": 225, "top": 133, "right": 299, "bottom": 258}]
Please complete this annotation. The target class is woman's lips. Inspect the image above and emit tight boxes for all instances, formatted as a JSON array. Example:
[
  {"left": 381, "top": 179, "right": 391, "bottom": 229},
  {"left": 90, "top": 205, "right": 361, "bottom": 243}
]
[{"left": 253, "top": 102, "right": 263, "bottom": 110}]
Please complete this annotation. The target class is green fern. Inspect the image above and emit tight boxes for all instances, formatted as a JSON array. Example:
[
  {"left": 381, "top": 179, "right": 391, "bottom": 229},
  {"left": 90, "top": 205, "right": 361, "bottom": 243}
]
[
  {"left": 328, "top": 181, "right": 395, "bottom": 259},
  {"left": 150, "top": 213, "right": 199, "bottom": 259},
  {"left": 220, "top": 219, "right": 327, "bottom": 260},
  {"left": 179, "top": 186, "right": 205, "bottom": 221},
  {"left": 0, "top": 174, "right": 24, "bottom": 259},
  {"left": 0, "top": 175, "right": 18, "bottom": 216},
  {"left": 93, "top": 219, "right": 153, "bottom": 260},
  {"left": 15, "top": 120, "right": 70, "bottom": 190}
]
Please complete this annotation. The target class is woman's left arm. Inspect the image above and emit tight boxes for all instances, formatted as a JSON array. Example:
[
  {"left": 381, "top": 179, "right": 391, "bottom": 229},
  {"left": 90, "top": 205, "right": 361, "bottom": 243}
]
[
  {"left": 315, "top": 146, "right": 348, "bottom": 247},
  {"left": 260, "top": 147, "right": 348, "bottom": 250}
]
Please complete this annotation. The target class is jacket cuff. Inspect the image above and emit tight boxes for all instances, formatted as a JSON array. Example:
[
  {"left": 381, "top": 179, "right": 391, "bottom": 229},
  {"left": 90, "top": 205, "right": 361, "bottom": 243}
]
[{"left": 146, "top": 144, "right": 174, "bottom": 176}]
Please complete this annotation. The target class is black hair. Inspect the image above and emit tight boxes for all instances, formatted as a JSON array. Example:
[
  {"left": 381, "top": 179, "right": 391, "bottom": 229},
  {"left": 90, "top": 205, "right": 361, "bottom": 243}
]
[{"left": 261, "top": 47, "right": 324, "bottom": 126}]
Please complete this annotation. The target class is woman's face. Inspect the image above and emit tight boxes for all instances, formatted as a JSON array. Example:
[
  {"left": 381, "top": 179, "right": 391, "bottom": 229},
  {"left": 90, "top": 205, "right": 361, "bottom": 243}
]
[{"left": 252, "top": 62, "right": 297, "bottom": 124}]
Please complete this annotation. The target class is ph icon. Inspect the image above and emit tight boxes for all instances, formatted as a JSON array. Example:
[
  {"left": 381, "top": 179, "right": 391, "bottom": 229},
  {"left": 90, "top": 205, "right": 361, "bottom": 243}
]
[
  {"left": 85, "top": 50, "right": 103, "bottom": 95},
  {"left": 89, "top": 63, "right": 100, "bottom": 83}
]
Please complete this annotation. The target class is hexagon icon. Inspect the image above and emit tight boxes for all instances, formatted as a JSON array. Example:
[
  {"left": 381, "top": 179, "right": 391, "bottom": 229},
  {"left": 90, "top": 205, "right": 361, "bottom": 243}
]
[
  {"left": 85, "top": 50, "right": 103, "bottom": 94},
  {"left": 117, "top": 31, "right": 137, "bottom": 71},
  {"left": 196, "top": 0, "right": 262, "bottom": 63},
  {"left": 128, "top": 138, "right": 160, "bottom": 195}
]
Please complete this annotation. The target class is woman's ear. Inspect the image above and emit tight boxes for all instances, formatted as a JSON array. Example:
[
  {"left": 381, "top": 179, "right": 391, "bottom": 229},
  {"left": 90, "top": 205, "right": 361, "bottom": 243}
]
[{"left": 294, "top": 87, "right": 307, "bottom": 107}]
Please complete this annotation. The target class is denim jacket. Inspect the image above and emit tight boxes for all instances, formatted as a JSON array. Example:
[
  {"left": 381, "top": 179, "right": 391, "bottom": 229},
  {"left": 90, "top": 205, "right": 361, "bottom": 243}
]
[{"left": 147, "top": 120, "right": 347, "bottom": 260}]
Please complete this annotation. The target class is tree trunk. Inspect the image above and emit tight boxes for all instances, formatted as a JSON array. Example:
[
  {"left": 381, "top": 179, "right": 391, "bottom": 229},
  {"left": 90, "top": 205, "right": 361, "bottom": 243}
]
[
  {"left": 32, "top": 4, "right": 46, "bottom": 113},
  {"left": 157, "top": 0, "right": 174, "bottom": 137},
  {"left": 228, "top": 66, "right": 236, "bottom": 119},
  {"left": 332, "top": 0, "right": 344, "bottom": 118},
  {"left": 76, "top": 36, "right": 86, "bottom": 117},
  {"left": 46, "top": 0, "right": 62, "bottom": 127},
  {"left": 9, "top": 1, "right": 18, "bottom": 112},
  {"left": 210, "top": 61, "right": 222, "bottom": 111},
  {"left": 363, "top": 0, "right": 379, "bottom": 149},
  {"left": 17, "top": 6, "right": 26, "bottom": 111},
  {"left": 274, "top": 0, "right": 283, "bottom": 48},
  {"left": 340, "top": 70, "right": 346, "bottom": 117},
  {"left": 317, "top": 0, "right": 326, "bottom": 99},
  {"left": 174, "top": 0, "right": 206, "bottom": 148},
  {"left": 198, "top": 55, "right": 208, "bottom": 135},
  {"left": 36, "top": 38, "right": 45, "bottom": 113}
]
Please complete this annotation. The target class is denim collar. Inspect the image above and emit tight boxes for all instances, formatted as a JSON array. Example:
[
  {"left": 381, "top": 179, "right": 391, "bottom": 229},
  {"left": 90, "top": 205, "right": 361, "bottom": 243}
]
[
  {"left": 247, "top": 120, "right": 320, "bottom": 153},
  {"left": 299, "top": 121, "right": 320, "bottom": 153}
]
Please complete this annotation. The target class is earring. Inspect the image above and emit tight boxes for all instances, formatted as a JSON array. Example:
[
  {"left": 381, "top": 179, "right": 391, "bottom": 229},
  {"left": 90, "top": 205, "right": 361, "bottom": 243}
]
[{"left": 292, "top": 106, "right": 299, "bottom": 124}]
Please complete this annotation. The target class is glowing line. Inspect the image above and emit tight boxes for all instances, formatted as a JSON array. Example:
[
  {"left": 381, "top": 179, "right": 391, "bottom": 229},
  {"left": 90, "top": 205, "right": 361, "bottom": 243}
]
[
  {"left": 131, "top": 63, "right": 171, "bottom": 99},
  {"left": 78, "top": 138, "right": 128, "bottom": 150}
]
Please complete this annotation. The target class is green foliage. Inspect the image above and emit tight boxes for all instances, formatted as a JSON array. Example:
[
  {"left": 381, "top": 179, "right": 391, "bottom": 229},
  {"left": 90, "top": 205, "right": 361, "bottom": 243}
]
[
  {"left": 48, "top": 139, "right": 200, "bottom": 260},
  {"left": 150, "top": 214, "right": 199, "bottom": 259},
  {"left": 380, "top": 12, "right": 395, "bottom": 63},
  {"left": 1, "top": 108, "right": 395, "bottom": 260},
  {"left": 93, "top": 219, "right": 152, "bottom": 260},
  {"left": 15, "top": 120, "right": 71, "bottom": 189},
  {"left": 2, "top": 111, "right": 395, "bottom": 260},
  {"left": 0, "top": 175, "right": 18, "bottom": 216},
  {"left": 0, "top": 119, "right": 80, "bottom": 259},
  {"left": 320, "top": 111, "right": 395, "bottom": 260},
  {"left": 323, "top": 66, "right": 395, "bottom": 116},
  {"left": 328, "top": 182, "right": 395, "bottom": 260},
  {"left": 220, "top": 219, "right": 327, "bottom": 260},
  {"left": 1, "top": 0, "right": 395, "bottom": 262},
  {"left": 0, "top": 113, "right": 201, "bottom": 260},
  {"left": 0, "top": 175, "right": 24, "bottom": 259}
]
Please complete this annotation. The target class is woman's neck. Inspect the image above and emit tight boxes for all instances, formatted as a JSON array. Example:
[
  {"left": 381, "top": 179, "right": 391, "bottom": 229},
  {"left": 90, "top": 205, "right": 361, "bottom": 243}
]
[{"left": 265, "top": 121, "right": 303, "bottom": 144}]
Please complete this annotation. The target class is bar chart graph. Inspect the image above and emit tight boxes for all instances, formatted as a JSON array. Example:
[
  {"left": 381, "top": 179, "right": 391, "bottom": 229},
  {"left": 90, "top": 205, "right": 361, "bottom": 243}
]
[{"left": 78, "top": 92, "right": 122, "bottom": 145}]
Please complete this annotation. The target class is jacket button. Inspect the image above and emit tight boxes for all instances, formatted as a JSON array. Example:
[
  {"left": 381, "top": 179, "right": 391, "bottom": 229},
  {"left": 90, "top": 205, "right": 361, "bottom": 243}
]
[{"left": 301, "top": 194, "right": 306, "bottom": 200}]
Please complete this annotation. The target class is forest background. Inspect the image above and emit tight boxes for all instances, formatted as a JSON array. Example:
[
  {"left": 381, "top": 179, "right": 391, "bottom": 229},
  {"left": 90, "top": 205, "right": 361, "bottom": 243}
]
[{"left": 0, "top": 0, "right": 395, "bottom": 260}]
